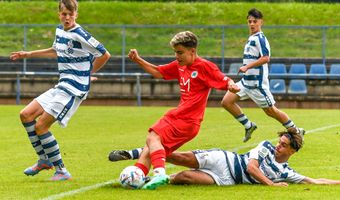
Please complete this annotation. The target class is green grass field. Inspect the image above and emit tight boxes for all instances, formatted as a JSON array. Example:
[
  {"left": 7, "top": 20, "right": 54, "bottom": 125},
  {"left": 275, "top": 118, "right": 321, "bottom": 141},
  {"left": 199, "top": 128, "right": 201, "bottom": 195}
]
[{"left": 0, "top": 105, "right": 339, "bottom": 200}]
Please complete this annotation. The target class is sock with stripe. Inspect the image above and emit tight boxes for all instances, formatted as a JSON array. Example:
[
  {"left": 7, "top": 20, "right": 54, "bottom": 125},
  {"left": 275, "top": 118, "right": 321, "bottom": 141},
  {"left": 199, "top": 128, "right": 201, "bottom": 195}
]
[
  {"left": 38, "top": 132, "right": 67, "bottom": 172},
  {"left": 236, "top": 114, "right": 252, "bottom": 129},
  {"left": 129, "top": 148, "right": 143, "bottom": 159},
  {"left": 283, "top": 120, "right": 296, "bottom": 129},
  {"left": 22, "top": 120, "right": 48, "bottom": 160}
]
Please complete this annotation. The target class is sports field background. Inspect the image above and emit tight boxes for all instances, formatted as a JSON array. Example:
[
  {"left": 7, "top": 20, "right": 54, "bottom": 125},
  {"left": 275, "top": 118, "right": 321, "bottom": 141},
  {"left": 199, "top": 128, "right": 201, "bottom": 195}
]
[{"left": 1, "top": 105, "right": 339, "bottom": 199}]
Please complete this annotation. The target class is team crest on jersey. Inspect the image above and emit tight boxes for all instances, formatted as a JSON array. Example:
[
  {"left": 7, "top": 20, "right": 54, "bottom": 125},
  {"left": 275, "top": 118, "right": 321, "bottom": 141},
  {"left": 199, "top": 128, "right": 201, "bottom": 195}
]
[
  {"left": 88, "top": 37, "right": 100, "bottom": 47},
  {"left": 259, "top": 147, "right": 269, "bottom": 158},
  {"left": 67, "top": 40, "right": 74, "bottom": 54},
  {"left": 191, "top": 71, "right": 198, "bottom": 78}
]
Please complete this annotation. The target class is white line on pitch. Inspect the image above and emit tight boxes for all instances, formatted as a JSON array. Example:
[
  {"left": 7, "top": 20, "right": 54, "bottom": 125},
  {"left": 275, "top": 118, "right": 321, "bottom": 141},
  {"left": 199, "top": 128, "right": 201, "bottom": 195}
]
[
  {"left": 41, "top": 123, "right": 340, "bottom": 200},
  {"left": 40, "top": 180, "right": 118, "bottom": 200}
]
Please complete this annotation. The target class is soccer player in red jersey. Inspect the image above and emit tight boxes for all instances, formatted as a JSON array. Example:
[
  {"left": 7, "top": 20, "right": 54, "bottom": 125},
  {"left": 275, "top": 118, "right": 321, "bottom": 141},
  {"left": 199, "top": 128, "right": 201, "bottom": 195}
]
[{"left": 127, "top": 31, "right": 240, "bottom": 189}]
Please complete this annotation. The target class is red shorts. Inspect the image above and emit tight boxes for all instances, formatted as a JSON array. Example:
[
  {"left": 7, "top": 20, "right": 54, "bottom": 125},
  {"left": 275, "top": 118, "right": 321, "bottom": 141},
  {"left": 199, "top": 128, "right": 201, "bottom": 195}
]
[{"left": 149, "top": 116, "right": 200, "bottom": 156}]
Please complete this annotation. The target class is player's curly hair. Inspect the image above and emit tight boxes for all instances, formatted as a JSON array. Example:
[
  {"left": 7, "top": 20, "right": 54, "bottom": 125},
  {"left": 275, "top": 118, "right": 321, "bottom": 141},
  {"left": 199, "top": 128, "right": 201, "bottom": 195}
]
[
  {"left": 170, "top": 31, "right": 198, "bottom": 48},
  {"left": 59, "top": 0, "right": 78, "bottom": 12},
  {"left": 278, "top": 127, "right": 304, "bottom": 152}
]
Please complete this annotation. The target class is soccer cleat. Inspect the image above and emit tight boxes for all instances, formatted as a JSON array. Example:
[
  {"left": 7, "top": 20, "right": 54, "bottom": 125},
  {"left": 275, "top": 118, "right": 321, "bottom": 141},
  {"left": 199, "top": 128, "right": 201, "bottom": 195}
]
[
  {"left": 141, "top": 174, "right": 169, "bottom": 190},
  {"left": 243, "top": 122, "right": 257, "bottom": 143},
  {"left": 144, "top": 176, "right": 151, "bottom": 183},
  {"left": 108, "top": 150, "right": 131, "bottom": 162},
  {"left": 24, "top": 159, "right": 53, "bottom": 176},
  {"left": 50, "top": 170, "right": 72, "bottom": 181}
]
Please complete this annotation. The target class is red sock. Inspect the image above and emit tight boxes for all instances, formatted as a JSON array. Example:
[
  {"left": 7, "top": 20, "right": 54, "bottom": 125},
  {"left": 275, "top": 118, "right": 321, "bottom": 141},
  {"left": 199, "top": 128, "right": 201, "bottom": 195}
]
[
  {"left": 135, "top": 162, "right": 149, "bottom": 176},
  {"left": 150, "top": 149, "right": 166, "bottom": 169}
]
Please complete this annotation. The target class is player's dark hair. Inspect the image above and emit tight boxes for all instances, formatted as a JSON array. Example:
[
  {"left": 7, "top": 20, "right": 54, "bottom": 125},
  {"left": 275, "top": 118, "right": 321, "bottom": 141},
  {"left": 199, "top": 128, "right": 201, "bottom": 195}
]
[
  {"left": 278, "top": 127, "right": 303, "bottom": 152},
  {"left": 59, "top": 0, "right": 78, "bottom": 12},
  {"left": 247, "top": 8, "right": 263, "bottom": 19}
]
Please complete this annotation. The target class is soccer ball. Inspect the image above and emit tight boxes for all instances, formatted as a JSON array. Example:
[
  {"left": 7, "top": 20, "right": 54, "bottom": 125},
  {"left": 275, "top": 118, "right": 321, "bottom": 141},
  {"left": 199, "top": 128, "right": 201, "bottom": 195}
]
[{"left": 119, "top": 166, "right": 146, "bottom": 189}]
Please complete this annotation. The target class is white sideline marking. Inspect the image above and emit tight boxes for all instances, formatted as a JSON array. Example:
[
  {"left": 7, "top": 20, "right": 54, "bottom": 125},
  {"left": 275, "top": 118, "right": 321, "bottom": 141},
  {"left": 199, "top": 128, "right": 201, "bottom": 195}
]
[
  {"left": 41, "top": 123, "right": 340, "bottom": 200},
  {"left": 40, "top": 180, "right": 117, "bottom": 200}
]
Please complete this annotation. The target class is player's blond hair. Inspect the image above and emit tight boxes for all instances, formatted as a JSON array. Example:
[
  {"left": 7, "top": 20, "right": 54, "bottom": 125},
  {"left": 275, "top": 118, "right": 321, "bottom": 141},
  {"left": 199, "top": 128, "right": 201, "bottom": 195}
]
[
  {"left": 278, "top": 127, "right": 304, "bottom": 152},
  {"left": 59, "top": 0, "right": 78, "bottom": 12},
  {"left": 170, "top": 31, "right": 198, "bottom": 48}
]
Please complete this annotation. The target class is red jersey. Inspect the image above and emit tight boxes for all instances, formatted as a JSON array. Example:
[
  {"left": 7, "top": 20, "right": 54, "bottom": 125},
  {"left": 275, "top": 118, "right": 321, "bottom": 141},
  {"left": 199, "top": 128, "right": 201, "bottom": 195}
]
[{"left": 158, "top": 57, "right": 230, "bottom": 125}]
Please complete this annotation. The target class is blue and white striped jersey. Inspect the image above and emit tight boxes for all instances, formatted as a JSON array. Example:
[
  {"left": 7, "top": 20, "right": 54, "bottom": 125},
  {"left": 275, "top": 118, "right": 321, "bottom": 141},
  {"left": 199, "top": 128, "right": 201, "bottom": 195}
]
[
  {"left": 225, "top": 141, "right": 305, "bottom": 184},
  {"left": 241, "top": 32, "right": 270, "bottom": 89},
  {"left": 52, "top": 24, "right": 107, "bottom": 97}
]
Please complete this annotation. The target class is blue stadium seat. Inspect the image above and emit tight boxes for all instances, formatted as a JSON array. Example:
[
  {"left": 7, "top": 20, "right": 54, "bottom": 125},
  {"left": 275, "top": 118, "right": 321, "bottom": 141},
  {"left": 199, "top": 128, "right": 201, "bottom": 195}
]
[
  {"left": 329, "top": 64, "right": 340, "bottom": 79},
  {"left": 309, "top": 64, "right": 327, "bottom": 79},
  {"left": 269, "top": 63, "right": 287, "bottom": 78},
  {"left": 288, "top": 79, "right": 307, "bottom": 94},
  {"left": 269, "top": 79, "right": 286, "bottom": 94},
  {"left": 228, "top": 63, "right": 242, "bottom": 75},
  {"left": 288, "top": 63, "right": 307, "bottom": 79}
]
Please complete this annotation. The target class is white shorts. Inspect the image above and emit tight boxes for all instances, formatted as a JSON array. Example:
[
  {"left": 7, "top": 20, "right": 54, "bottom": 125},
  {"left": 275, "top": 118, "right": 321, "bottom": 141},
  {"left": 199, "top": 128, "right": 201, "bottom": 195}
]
[
  {"left": 236, "top": 81, "right": 275, "bottom": 108},
  {"left": 193, "top": 149, "right": 235, "bottom": 186},
  {"left": 36, "top": 88, "right": 84, "bottom": 128}
]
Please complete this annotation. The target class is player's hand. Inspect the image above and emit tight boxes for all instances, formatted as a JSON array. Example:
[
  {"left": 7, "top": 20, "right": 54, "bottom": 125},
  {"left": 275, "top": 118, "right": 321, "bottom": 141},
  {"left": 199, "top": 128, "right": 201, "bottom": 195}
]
[
  {"left": 128, "top": 49, "right": 140, "bottom": 62},
  {"left": 238, "top": 65, "right": 248, "bottom": 74},
  {"left": 10, "top": 51, "right": 30, "bottom": 61},
  {"left": 272, "top": 182, "right": 289, "bottom": 187},
  {"left": 227, "top": 79, "right": 240, "bottom": 93},
  {"left": 90, "top": 76, "right": 98, "bottom": 82},
  {"left": 228, "top": 83, "right": 240, "bottom": 93}
]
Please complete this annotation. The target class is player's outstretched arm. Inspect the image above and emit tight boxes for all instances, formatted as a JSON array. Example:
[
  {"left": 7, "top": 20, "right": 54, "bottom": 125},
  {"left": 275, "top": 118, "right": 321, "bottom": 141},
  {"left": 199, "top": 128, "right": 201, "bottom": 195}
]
[
  {"left": 10, "top": 48, "right": 57, "bottom": 60},
  {"left": 301, "top": 177, "right": 340, "bottom": 185},
  {"left": 128, "top": 49, "right": 163, "bottom": 79}
]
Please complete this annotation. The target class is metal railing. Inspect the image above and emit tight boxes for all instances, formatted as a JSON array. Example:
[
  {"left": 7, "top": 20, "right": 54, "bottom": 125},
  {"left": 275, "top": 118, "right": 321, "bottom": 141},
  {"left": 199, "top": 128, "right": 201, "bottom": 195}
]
[
  {"left": 0, "top": 71, "right": 150, "bottom": 106},
  {"left": 2, "top": 24, "right": 340, "bottom": 73},
  {"left": 1, "top": 71, "right": 339, "bottom": 106}
]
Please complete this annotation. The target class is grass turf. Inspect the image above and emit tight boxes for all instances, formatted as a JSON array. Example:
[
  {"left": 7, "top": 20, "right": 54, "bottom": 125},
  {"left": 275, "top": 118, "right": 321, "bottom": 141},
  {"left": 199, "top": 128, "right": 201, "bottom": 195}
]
[{"left": 0, "top": 105, "right": 339, "bottom": 199}]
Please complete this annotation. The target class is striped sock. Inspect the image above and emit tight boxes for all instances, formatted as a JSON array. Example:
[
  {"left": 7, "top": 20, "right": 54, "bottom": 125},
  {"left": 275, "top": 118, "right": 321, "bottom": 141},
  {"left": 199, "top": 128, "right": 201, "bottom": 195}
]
[
  {"left": 236, "top": 114, "right": 252, "bottom": 129},
  {"left": 38, "top": 132, "right": 66, "bottom": 172},
  {"left": 283, "top": 120, "right": 296, "bottom": 129},
  {"left": 23, "top": 121, "right": 48, "bottom": 160},
  {"left": 129, "top": 148, "right": 143, "bottom": 159}
]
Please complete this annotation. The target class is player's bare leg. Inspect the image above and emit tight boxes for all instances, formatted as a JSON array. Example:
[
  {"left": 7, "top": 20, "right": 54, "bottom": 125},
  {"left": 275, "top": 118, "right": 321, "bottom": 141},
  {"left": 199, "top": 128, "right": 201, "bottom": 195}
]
[{"left": 222, "top": 91, "right": 257, "bottom": 142}]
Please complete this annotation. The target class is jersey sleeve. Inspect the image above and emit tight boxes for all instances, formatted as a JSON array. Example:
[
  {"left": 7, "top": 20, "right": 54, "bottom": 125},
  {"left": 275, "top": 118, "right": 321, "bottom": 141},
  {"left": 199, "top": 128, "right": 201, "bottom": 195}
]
[
  {"left": 248, "top": 141, "right": 270, "bottom": 161},
  {"left": 256, "top": 34, "right": 270, "bottom": 57},
  {"left": 284, "top": 168, "right": 305, "bottom": 183},
  {"left": 73, "top": 27, "right": 107, "bottom": 57},
  {"left": 158, "top": 61, "right": 179, "bottom": 80},
  {"left": 202, "top": 62, "right": 230, "bottom": 90}
]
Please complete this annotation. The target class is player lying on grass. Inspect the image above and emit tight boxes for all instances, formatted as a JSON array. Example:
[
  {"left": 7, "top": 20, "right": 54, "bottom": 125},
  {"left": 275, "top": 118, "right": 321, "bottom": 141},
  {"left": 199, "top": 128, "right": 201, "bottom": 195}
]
[{"left": 109, "top": 127, "right": 340, "bottom": 186}]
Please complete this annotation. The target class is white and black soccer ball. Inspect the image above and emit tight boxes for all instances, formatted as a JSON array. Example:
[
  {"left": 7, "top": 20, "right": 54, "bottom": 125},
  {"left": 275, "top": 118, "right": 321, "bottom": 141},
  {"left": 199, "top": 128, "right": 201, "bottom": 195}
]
[{"left": 119, "top": 166, "right": 146, "bottom": 189}]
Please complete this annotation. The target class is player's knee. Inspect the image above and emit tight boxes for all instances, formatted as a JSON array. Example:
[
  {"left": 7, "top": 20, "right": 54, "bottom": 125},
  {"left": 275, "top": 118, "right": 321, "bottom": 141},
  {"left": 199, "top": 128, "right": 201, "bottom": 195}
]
[
  {"left": 263, "top": 107, "right": 276, "bottom": 117},
  {"left": 34, "top": 121, "right": 48, "bottom": 135},
  {"left": 221, "top": 98, "right": 231, "bottom": 109},
  {"left": 172, "top": 171, "right": 194, "bottom": 184},
  {"left": 19, "top": 109, "right": 32, "bottom": 122},
  {"left": 146, "top": 132, "right": 160, "bottom": 146}
]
